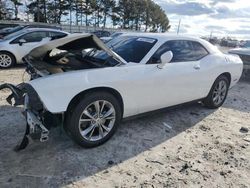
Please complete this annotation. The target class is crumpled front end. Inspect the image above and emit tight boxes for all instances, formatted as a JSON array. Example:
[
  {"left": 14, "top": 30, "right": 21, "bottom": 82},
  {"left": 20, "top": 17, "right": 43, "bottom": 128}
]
[
  {"left": 0, "top": 83, "right": 26, "bottom": 106},
  {"left": 0, "top": 83, "right": 61, "bottom": 151}
]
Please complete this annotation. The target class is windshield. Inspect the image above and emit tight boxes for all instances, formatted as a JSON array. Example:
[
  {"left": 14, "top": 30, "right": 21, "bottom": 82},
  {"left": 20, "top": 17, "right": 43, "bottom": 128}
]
[
  {"left": 0, "top": 27, "right": 12, "bottom": 32},
  {"left": 9, "top": 25, "right": 24, "bottom": 32},
  {"left": 85, "top": 36, "right": 157, "bottom": 64},
  {"left": 242, "top": 41, "right": 250, "bottom": 48},
  {"left": 3, "top": 29, "right": 27, "bottom": 40},
  {"left": 110, "top": 32, "right": 123, "bottom": 38}
]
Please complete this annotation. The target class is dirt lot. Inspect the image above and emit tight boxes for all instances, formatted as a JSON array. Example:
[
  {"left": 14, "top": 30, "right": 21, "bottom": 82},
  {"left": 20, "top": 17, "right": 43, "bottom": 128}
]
[{"left": 0, "top": 67, "right": 250, "bottom": 188}]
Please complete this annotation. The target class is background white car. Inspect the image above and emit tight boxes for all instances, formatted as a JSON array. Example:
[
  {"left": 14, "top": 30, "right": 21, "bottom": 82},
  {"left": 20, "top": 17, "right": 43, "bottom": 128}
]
[
  {"left": 0, "top": 33, "right": 243, "bottom": 150},
  {"left": 0, "top": 28, "right": 69, "bottom": 68},
  {"left": 100, "top": 32, "right": 125, "bottom": 43}
]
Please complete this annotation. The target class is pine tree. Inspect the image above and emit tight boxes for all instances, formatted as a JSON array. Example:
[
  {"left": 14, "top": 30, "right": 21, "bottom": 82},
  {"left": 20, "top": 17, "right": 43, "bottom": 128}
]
[{"left": 10, "top": 0, "right": 23, "bottom": 20}]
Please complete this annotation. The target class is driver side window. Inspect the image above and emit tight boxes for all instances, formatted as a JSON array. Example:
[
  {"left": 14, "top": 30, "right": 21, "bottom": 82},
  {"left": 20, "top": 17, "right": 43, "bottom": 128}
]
[
  {"left": 147, "top": 40, "right": 209, "bottom": 64},
  {"left": 147, "top": 42, "right": 171, "bottom": 64},
  {"left": 11, "top": 31, "right": 48, "bottom": 44}
]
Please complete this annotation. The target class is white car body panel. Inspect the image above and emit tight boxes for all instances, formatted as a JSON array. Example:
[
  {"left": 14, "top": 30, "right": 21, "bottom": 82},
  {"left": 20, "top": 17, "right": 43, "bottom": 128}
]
[
  {"left": 28, "top": 33, "right": 243, "bottom": 117},
  {"left": 0, "top": 28, "right": 69, "bottom": 63},
  {"left": 6, "top": 37, "right": 51, "bottom": 63}
]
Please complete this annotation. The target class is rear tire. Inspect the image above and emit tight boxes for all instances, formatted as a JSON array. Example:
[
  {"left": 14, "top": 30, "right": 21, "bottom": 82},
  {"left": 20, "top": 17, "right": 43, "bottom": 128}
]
[
  {"left": 203, "top": 75, "right": 229, "bottom": 109},
  {"left": 66, "top": 92, "right": 122, "bottom": 148},
  {"left": 0, "top": 52, "right": 15, "bottom": 68}
]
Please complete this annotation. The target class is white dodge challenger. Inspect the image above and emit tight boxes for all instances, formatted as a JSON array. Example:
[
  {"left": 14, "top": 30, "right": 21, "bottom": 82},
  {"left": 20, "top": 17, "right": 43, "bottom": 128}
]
[{"left": 0, "top": 33, "right": 243, "bottom": 150}]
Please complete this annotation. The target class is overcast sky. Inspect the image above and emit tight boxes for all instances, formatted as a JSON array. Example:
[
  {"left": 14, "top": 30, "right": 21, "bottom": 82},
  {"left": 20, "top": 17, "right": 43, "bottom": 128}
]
[
  {"left": 17, "top": 0, "right": 250, "bottom": 39},
  {"left": 155, "top": 0, "right": 250, "bottom": 39}
]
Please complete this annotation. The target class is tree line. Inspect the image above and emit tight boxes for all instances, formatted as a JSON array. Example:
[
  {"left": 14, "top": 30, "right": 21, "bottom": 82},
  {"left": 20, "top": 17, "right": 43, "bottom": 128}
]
[{"left": 0, "top": 0, "right": 170, "bottom": 32}]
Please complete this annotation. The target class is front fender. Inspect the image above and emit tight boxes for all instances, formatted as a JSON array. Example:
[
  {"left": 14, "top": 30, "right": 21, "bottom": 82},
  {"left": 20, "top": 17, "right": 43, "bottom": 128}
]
[{"left": 29, "top": 70, "right": 123, "bottom": 113}]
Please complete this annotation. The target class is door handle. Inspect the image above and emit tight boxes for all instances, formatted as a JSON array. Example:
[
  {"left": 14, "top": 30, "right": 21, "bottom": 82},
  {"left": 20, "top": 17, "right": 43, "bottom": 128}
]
[{"left": 193, "top": 64, "right": 200, "bottom": 70}]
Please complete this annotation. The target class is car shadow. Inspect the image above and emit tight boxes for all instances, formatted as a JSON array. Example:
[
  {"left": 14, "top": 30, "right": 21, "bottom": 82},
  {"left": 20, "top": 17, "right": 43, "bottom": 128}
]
[
  {"left": 0, "top": 64, "right": 26, "bottom": 70},
  {"left": 0, "top": 81, "right": 249, "bottom": 187},
  {"left": 11, "top": 64, "right": 26, "bottom": 70},
  {"left": 0, "top": 103, "right": 216, "bottom": 187}
]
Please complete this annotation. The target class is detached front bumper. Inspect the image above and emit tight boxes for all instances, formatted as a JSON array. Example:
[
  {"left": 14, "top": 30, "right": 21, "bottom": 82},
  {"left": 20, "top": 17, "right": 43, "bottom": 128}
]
[
  {"left": 25, "top": 97, "right": 49, "bottom": 143},
  {"left": 0, "top": 83, "right": 26, "bottom": 106},
  {"left": 0, "top": 83, "right": 50, "bottom": 151}
]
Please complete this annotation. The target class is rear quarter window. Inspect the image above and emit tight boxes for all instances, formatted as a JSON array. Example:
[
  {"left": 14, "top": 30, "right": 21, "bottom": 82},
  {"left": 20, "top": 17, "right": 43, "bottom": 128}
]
[{"left": 190, "top": 41, "right": 209, "bottom": 60}]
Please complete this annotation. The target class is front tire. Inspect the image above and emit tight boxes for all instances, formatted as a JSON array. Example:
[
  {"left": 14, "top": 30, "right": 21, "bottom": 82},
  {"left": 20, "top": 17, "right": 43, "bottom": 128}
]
[
  {"left": 66, "top": 92, "right": 122, "bottom": 148},
  {"left": 203, "top": 75, "right": 229, "bottom": 109},
  {"left": 0, "top": 52, "right": 15, "bottom": 68}
]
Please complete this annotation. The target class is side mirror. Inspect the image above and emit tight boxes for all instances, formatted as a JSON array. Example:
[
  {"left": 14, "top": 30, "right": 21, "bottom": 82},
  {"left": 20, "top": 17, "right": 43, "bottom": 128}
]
[
  {"left": 41, "top": 37, "right": 51, "bottom": 42},
  {"left": 157, "top": 51, "right": 173, "bottom": 69},
  {"left": 18, "top": 39, "right": 26, "bottom": 46}
]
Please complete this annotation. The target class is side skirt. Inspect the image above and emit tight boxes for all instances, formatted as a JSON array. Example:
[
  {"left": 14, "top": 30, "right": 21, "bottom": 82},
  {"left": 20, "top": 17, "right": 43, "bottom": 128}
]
[{"left": 122, "top": 98, "right": 205, "bottom": 122}]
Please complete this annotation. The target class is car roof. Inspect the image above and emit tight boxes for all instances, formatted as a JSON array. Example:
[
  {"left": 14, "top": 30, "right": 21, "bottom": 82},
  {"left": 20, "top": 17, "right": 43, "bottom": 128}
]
[
  {"left": 121, "top": 32, "right": 202, "bottom": 41},
  {"left": 92, "top": 30, "right": 110, "bottom": 33},
  {"left": 23, "top": 28, "right": 69, "bottom": 34},
  {"left": 120, "top": 32, "right": 221, "bottom": 54}
]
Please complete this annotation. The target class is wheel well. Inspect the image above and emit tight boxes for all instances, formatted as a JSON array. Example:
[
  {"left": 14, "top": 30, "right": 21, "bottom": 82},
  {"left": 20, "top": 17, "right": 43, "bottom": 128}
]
[
  {"left": 0, "top": 50, "right": 16, "bottom": 64},
  {"left": 220, "top": 72, "right": 231, "bottom": 85},
  {"left": 67, "top": 87, "right": 124, "bottom": 116}
]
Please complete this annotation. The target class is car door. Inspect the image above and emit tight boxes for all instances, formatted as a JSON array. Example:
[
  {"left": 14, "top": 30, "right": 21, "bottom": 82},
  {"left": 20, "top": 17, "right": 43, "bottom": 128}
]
[
  {"left": 10, "top": 31, "right": 49, "bottom": 60},
  {"left": 136, "top": 40, "right": 210, "bottom": 113}
]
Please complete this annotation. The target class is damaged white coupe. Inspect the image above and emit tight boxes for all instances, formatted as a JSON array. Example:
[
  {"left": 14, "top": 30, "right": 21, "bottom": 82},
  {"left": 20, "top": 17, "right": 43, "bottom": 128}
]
[{"left": 0, "top": 33, "right": 243, "bottom": 150}]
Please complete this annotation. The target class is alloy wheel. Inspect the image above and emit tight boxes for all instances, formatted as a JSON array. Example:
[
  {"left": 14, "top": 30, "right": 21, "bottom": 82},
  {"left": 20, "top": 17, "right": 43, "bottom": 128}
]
[
  {"left": 78, "top": 100, "right": 116, "bottom": 141},
  {"left": 212, "top": 80, "right": 227, "bottom": 106},
  {"left": 0, "top": 54, "right": 12, "bottom": 68}
]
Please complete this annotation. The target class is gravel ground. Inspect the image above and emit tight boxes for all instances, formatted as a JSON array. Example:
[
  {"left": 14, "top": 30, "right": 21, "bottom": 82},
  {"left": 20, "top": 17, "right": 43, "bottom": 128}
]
[{"left": 0, "top": 67, "right": 250, "bottom": 188}]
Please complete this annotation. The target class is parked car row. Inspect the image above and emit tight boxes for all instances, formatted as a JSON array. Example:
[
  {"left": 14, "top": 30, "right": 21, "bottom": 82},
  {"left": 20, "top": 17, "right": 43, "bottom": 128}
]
[
  {"left": 100, "top": 32, "right": 125, "bottom": 43},
  {"left": 0, "top": 28, "right": 69, "bottom": 68},
  {"left": 90, "top": 30, "right": 111, "bottom": 38},
  {"left": 229, "top": 40, "right": 250, "bottom": 65},
  {"left": 0, "top": 24, "right": 61, "bottom": 38},
  {"left": 0, "top": 24, "right": 125, "bottom": 68}
]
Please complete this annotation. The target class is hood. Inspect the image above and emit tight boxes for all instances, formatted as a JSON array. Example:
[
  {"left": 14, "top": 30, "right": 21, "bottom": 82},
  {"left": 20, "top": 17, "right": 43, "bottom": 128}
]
[
  {"left": 229, "top": 48, "right": 250, "bottom": 56},
  {"left": 0, "top": 30, "right": 9, "bottom": 35},
  {"left": 27, "top": 33, "right": 127, "bottom": 65}
]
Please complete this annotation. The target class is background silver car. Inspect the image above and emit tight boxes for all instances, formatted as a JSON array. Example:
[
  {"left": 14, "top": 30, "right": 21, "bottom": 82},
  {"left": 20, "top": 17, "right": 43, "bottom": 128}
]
[{"left": 0, "top": 28, "right": 69, "bottom": 68}]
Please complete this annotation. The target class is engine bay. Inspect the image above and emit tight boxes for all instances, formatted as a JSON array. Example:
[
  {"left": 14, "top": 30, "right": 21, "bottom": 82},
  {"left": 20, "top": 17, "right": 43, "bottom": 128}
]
[{"left": 24, "top": 46, "right": 120, "bottom": 79}]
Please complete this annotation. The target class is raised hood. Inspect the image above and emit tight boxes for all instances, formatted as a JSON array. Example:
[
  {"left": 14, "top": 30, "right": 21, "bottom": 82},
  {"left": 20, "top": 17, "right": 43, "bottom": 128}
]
[{"left": 26, "top": 33, "right": 127, "bottom": 65}]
